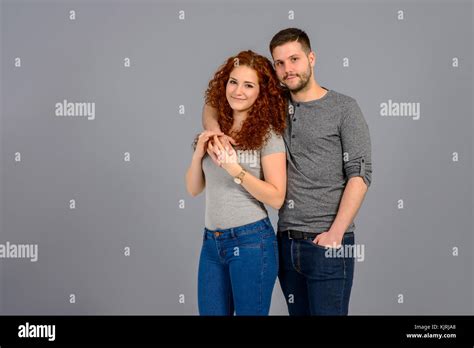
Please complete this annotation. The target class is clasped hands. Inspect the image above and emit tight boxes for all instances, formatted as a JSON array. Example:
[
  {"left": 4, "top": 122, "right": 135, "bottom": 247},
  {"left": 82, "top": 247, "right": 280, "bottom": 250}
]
[{"left": 201, "top": 132, "right": 242, "bottom": 177}]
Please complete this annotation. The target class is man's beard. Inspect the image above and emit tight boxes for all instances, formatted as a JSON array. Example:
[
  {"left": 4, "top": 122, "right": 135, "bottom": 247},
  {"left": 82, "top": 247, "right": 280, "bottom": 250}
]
[{"left": 283, "top": 64, "right": 312, "bottom": 93}]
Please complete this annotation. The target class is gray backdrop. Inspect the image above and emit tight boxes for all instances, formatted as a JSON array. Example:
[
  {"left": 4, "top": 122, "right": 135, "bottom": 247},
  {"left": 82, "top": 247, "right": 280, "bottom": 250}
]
[{"left": 0, "top": 0, "right": 473, "bottom": 315}]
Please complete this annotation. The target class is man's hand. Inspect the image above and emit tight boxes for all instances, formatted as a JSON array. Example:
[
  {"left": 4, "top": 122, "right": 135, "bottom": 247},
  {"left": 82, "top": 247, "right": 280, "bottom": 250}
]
[
  {"left": 194, "top": 130, "right": 225, "bottom": 159},
  {"left": 206, "top": 134, "right": 238, "bottom": 167},
  {"left": 313, "top": 231, "right": 343, "bottom": 249},
  {"left": 210, "top": 135, "right": 242, "bottom": 177}
]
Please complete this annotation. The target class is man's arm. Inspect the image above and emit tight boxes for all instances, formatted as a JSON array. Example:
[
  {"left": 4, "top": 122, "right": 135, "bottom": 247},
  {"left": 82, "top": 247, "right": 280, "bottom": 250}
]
[
  {"left": 326, "top": 177, "right": 367, "bottom": 240},
  {"left": 315, "top": 98, "right": 372, "bottom": 247},
  {"left": 202, "top": 103, "right": 237, "bottom": 165},
  {"left": 202, "top": 104, "right": 220, "bottom": 132}
]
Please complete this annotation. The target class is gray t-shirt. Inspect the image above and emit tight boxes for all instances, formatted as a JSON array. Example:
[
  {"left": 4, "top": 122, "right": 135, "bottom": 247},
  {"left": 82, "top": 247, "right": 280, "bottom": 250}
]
[
  {"left": 202, "top": 129, "right": 286, "bottom": 230},
  {"left": 278, "top": 87, "right": 372, "bottom": 234}
]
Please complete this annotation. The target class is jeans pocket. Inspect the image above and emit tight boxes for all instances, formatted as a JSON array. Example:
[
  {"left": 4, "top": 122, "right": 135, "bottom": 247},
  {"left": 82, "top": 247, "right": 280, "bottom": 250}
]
[
  {"left": 236, "top": 232, "right": 262, "bottom": 249},
  {"left": 298, "top": 240, "right": 346, "bottom": 280},
  {"left": 261, "top": 226, "right": 275, "bottom": 239},
  {"left": 304, "top": 238, "right": 342, "bottom": 251},
  {"left": 343, "top": 232, "right": 355, "bottom": 246}
]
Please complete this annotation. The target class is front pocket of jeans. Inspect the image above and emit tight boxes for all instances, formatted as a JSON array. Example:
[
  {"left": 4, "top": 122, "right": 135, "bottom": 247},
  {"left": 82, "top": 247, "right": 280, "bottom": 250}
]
[
  {"left": 305, "top": 239, "right": 330, "bottom": 250},
  {"left": 236, "top": 234, "right": 262, "bottom": 248},
  {"left": 343, "top": 233, "right": 355, "bottom": 246},
  {"left": 299, "top": 240, "right": 345, "bottom": 280},
  {"left": 261, "top": 229, "right": 275, "bottom": 239}
]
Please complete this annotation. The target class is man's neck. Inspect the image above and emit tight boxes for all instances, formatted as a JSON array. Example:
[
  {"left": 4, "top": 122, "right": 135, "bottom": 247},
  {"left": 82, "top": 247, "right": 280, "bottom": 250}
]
[{"left": 290, "top": 79, "right": 328, "bottom": 103}]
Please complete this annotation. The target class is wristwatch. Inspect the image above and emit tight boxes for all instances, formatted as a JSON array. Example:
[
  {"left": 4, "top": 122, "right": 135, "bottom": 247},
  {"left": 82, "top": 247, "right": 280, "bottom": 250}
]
[{"left": 233, "top": 169, "right": 246, "bottom": 185}]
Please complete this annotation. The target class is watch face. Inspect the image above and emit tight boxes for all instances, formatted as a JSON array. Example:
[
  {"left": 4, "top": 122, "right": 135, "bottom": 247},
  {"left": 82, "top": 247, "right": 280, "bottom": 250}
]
[{"left": 234, "top": 177, "right": 242, "bottom": 184}]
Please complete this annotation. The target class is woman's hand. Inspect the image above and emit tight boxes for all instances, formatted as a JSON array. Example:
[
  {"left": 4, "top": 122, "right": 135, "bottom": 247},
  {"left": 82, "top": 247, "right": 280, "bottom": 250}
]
[
  {"left": 210, "top": 135, "right": 242, "bottom": 177},
  {"left": 194, "top": 130, "right": 225, "bottom": 158},
  {"left": 207, "top": 134, "right": 238, "bottom": 167}
]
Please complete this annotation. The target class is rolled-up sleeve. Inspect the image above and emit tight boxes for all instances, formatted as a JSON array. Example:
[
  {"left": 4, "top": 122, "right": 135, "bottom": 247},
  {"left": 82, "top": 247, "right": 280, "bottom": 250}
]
[{"left": 340, "top": 98, "right": 372, "bottom": 188}]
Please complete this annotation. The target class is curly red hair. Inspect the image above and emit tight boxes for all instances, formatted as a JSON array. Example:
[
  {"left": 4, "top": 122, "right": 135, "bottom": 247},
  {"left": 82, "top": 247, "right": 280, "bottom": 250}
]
[{"left": 204, "top": 50, "right": 287, "bottom": 151}]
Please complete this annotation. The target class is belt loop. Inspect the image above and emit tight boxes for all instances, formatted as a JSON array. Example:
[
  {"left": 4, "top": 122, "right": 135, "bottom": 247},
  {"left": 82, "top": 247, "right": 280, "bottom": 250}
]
[
  {"left": 203, "top": 229, "right": 207, "bottom": 240},
  {"left": 230, "top": 228, "right": 235, "bottom": 238}
]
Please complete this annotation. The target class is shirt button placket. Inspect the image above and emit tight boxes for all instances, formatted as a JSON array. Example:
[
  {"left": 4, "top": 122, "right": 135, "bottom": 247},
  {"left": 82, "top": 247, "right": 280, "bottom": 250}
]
[{"left": 290, "top": 103, "right": 299, "bottom": 151}]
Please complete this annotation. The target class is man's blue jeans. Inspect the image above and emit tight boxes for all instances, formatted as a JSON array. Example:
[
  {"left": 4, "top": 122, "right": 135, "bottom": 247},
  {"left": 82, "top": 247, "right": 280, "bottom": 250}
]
[
  {"left": 198, "top": 217, "right": 278, "bottom": 315},
  {"left": 277, "top": 230, "right": 355, "bottom": 315}
]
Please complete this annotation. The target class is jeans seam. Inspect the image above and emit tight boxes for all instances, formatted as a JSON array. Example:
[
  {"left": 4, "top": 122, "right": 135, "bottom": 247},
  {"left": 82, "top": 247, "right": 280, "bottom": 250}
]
[
  {"left": 259, "top": 242, "right": 265, "bottom": 315},
  {"left": 342, "top": 251, "right": 346, "bottom": 279},
  {"left": 273, "top": 240, "right": 279, "bottom": 271},
  {"left": 338, "top": 239, "right": 347, "bottom": 315},
  {"left": 290, "top": 240, "right": 296, "bottom": 272},
  {"left": 339, "top": 258, "right": 346, "bottom": 315},
  {"left": 228, "top": 284, "right": 233, "bottom": 315},
  {"left": 291, "top": 240, "right": 309, "bottom": 277},
  {"left": 215, "top": 239, "right": 225, "bottom": 264}
]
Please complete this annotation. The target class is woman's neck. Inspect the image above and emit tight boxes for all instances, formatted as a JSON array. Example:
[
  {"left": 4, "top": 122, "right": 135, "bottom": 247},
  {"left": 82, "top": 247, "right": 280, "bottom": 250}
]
[{"left": 230, "top": 110, "right": 248, "bottom": 133}]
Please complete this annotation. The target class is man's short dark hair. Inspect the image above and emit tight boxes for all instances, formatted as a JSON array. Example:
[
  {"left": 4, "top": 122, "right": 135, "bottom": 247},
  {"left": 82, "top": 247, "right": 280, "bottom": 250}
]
[{"left": 269, "top": 28, "right": 312, "bottom": 56}]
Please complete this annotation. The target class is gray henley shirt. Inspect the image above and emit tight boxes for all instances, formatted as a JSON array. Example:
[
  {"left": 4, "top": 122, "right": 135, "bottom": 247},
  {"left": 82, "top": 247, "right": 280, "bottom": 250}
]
[{"left": 278, "top": 87, "right": 372, "bottom": 234}]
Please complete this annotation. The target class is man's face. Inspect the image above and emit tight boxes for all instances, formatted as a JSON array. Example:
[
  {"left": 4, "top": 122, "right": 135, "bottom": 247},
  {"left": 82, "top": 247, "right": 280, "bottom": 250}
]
[{"left": 272, "top": 41, "right": 315, "bottom": 93}]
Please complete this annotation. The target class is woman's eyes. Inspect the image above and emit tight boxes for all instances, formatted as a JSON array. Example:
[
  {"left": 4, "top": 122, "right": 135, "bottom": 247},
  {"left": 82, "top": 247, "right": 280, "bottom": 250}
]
[{"left": 229, "top": 80, "right": 253, "bottom": 88}]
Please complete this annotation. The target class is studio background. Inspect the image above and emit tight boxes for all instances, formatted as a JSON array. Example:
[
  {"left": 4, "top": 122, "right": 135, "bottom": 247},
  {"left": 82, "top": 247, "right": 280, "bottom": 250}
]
[{"left": 0, "top": 0, "right": 473, "bottom": 315}]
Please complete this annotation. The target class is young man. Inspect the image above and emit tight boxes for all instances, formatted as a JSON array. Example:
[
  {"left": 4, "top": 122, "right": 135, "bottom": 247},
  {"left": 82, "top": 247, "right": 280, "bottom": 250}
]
[{"left": 202, "top": 28, "right": 372, "bottom": 315}]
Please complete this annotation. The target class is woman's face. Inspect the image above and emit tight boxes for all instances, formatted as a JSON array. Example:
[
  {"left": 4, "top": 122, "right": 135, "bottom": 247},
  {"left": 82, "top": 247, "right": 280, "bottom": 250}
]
[{"left": 226, "top": 65, "right": 260, "bottom": 113}]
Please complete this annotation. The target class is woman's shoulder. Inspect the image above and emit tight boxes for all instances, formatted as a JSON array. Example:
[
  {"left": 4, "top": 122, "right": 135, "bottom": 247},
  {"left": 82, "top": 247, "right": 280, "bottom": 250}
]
[
  {"left": 267, "top": 127, "right": 284, "bottom": 138},
  {"left": 261, "top": 128, "right": 286, "bottom": 157}
]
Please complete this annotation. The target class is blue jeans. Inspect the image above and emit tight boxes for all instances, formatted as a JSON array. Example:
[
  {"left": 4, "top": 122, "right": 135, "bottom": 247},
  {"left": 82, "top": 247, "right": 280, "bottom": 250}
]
[
  {"left": 198, "top": 217, "right": 278, "bottom": 315},
  {"left": 277, "top": 230, "right": 355, "bottom": 315}
]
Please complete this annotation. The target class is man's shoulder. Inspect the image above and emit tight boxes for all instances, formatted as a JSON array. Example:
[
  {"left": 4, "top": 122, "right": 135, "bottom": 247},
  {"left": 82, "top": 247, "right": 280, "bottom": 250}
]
[
  {"left": 283, "top": 88, "right": 359, "bottom": 110},
  {"left": 324, "top": 89, "right": 361, "bottom": 119},
  {"left": 328, "top": 89, "right": 357, "bottom": 106}
]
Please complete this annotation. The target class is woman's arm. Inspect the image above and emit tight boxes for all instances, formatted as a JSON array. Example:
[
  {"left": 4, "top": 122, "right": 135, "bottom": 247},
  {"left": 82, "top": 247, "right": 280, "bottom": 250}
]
[
  {"left": 242, "top": 153, "right": 287, "bottom": 209},
  {"left": 211, "top": 136, "right": 287, "bottom": 210},
  {"left": 185, "top": 130, "right": 223, "bottom": 197},
  {"left": 185, "top": 152, "right": 206, "bottom": 197}
]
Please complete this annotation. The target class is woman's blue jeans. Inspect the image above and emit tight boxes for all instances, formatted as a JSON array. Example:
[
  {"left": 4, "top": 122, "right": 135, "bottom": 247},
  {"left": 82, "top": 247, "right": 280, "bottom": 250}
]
[{"left": 197, "top": 217, "right": 278, "bottom": 316}]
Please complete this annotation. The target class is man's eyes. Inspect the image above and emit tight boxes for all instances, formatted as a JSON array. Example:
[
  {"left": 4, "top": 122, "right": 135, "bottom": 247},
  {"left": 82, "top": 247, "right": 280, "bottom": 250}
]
[{"left": 275, "top": 58, "right": 297, "bottom": 67}]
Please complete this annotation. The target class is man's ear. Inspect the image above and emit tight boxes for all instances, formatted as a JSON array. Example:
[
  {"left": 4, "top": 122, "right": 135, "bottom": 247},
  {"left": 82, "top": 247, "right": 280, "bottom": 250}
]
[{"left": 308, "top": 51, "right": 316, "bottom": 67}]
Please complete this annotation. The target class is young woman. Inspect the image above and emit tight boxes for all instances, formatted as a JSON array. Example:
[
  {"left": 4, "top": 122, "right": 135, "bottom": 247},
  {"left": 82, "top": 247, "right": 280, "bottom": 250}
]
[{"left": 185, "top": 50, "right": 287, "bottom": 315}]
